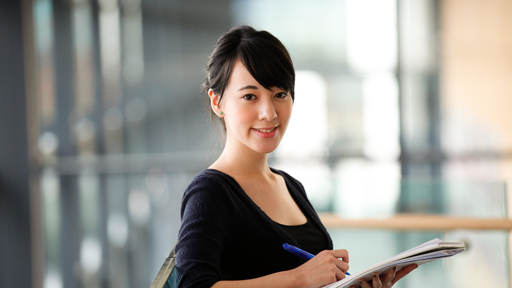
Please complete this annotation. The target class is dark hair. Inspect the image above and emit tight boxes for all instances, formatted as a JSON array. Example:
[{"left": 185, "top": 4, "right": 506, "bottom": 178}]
[{"left": 204, "top": 25, "right": 295, "bottom": 105}]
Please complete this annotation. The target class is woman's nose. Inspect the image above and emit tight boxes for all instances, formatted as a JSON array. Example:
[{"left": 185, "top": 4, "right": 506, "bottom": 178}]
[{"left": 258, "top": 100, "right": 277, "bottom": 121}]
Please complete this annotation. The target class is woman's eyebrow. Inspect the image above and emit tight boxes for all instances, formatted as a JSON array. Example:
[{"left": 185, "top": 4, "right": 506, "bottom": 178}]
[{"left": 237, "top": 85, "right": 259, "bottom": 91}]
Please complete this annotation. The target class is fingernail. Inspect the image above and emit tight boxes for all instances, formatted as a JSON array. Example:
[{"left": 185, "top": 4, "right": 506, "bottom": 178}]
[
  {"left": 372, "top": 273, "right": 378, "bottom": 278},
  {"left": 359, "top": 279, "right": 365, "bottom": 284},
  {"left": 393, "top": 266, "right": 397, "bottom": 271}
]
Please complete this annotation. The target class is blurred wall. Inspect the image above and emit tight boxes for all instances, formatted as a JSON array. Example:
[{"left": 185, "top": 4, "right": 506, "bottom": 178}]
[{"left": 441, "top": 0, "right": 512, "bottom": 180}]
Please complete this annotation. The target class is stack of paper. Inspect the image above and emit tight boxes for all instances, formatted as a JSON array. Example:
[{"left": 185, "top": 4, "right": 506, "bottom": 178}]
[{"left": 323, "top": 238, "right": 466, "bottom": 288}]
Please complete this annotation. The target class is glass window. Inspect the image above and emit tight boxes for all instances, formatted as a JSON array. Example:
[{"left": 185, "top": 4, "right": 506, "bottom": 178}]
[{"left": 29, "top": 0, "right": 512, "bottom": 287}]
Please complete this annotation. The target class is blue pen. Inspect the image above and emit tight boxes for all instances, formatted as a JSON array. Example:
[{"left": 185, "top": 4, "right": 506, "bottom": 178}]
[{"left": 283, "top": 243, "right": 350, "bottom": 275}]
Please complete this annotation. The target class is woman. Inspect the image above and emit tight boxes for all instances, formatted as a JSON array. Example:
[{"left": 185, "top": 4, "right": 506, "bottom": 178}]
[{"left": 173, "top": 25, "right": 417, "bottom": 288}]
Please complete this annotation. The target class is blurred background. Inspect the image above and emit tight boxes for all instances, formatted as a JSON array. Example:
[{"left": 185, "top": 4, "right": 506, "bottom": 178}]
[{"left": 1, "top": 0, "right": 512, "bottom": 287}]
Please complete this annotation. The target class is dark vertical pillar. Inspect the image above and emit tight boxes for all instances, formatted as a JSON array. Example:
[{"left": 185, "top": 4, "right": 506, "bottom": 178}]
[
  {"left": 428, "top": 0, "right": 442, "bottom": 178},
  {"left": 52, "top": 1, "right": 81, "bottom": 287},
  {"left": 0, "top": 1, "right": 33, "bottom": 287},
  {"left": 396, "top": 0, "right": 444, "bottom": 213},
  {"left": 90, "top": 1, "right": 110, "bottom": 286},
  {"left": 396, "top": 0, "right": 408, "bottom": 177}
]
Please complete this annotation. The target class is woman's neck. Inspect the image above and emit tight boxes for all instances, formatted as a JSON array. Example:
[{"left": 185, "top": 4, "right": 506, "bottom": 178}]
[{"left": 210, "top": 141, "right": 272, "bottom": 178}]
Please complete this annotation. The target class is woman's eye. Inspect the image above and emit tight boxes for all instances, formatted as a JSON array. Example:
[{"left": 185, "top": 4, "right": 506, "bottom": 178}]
[
  {"left": 242, "top": 94, "right": 256, "bottom": 100},
  {"left": 275, "top": 92, "right": 288, "bottom": 99}
]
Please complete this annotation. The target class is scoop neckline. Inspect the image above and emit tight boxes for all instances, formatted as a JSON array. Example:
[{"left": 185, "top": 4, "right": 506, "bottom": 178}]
[{"left": 204, "top": 168, "right": 308, "bottom": 227}]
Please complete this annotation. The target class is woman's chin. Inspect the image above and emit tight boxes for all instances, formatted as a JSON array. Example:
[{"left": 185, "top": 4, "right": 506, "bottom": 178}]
[{"left": 254, "top": 143, "right": 281, "bottom": 155}]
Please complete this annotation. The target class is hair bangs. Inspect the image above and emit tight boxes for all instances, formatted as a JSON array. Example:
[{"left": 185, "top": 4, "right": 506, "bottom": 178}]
[{"left": 237, "top": 38, "right": 295, "bottom": 100}]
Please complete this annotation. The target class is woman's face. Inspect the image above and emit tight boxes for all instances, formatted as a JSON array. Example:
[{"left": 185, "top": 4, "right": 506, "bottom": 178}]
[{"left": 210, "top": 59, "right": 293, "bottom": 156}]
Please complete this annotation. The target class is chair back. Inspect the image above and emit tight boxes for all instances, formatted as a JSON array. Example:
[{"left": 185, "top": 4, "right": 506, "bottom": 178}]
[{"left": 150, "top": 247, "right": 176, "bottom": 288}]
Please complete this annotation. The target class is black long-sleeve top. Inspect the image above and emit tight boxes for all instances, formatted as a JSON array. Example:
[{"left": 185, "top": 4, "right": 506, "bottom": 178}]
[{"left": 173, "top": 168, "right": 332, "bottom": 288}]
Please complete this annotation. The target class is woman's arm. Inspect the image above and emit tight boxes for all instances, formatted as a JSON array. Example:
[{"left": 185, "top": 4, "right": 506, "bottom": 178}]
[{"left": 212, "top": 249, "right": 350, "bottom": 288}]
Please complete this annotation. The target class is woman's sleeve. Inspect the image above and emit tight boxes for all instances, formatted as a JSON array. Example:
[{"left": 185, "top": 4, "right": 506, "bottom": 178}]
[{"left": 174, "top": 175, "right": 232, "bottom": 288}]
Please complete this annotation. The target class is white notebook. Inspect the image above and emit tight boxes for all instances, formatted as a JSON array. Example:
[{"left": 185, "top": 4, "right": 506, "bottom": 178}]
[{"left": 322, "top": 238, "right": 466, "bottom": 288}]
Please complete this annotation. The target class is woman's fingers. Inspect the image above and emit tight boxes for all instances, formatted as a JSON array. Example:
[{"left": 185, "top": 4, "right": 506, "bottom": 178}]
[
  {"left": 334, "top": 258, "right": 349, "bottom": 275},
  {"left": 380, "top": 266, "right": 397, "bottom": 285},
  {"left": 331, "top": 249, "right": 350, "bottom": 263},
  {"left": 296, "top": 249, "right": 350, "bottom": 285},
  {"left": 334, "top": 267, "right": 346, "bottom": 281},
  {"left": 333, "top": 249, "right": 350, "bottom": 275},
  {"left": 359, "top": 278, "right": 372, "bottom": 288},
  {"left": 357, "top": 264, "right": 417, "bottom": 288},
  {"left": 317, "top": 249, "right": 350, "bottom": 276},
  {"left": 371, "top": 272, "right": 382, "bottom": 288},
  {"left": 331, "top": 257, "right": 349, "bottom": 281},
  {"left": 391, "top": 264, "right": 418, "bottom": 284}
]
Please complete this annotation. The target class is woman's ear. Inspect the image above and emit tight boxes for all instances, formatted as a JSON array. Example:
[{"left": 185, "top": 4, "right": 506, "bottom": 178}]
[{"left": 209, "top": 89, "right": 224, "bottom": 117}]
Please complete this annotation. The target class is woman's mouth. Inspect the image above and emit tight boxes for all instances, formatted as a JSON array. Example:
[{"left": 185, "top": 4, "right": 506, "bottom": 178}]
[
  {"left": 255, "top": 127, "right": 277, "bottom": 133},
  {"left": 253, "top": 126, "right": 279, "bottom": 138}
]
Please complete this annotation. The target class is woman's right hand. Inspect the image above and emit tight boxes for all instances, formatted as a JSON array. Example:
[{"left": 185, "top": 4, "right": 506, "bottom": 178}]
[{"left": 291, "top": 249, "right": 350, "bottom": 288}]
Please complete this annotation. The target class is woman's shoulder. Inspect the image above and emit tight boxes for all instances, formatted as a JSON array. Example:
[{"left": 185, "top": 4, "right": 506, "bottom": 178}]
[
  {"left": 188, "top": 168, "right": 235, "bottom": 187},
  {"left": 183, "top": 169, "right": 238, "bottom": 199},
  {"left": 180, "top": 169, "right": 239, "bottom": 215}
]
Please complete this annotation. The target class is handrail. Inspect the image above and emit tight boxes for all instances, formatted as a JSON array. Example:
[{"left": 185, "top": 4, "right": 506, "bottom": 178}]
[{"left": 319, "top": 213, "right": 512, "bottom": 231}]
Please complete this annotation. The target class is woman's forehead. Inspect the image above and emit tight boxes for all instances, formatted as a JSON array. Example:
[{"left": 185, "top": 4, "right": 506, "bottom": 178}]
[{"left": 226, "top": 60, "right": 260, "bottom": 91}]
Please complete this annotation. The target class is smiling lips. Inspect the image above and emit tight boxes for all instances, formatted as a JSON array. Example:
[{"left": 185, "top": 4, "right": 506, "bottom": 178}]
[
  {"left": 253, "top": 126, "right": 279, "bottom": 138},
  {"left": 255, "top": 127, "right": 277, "bottom": 133}
]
